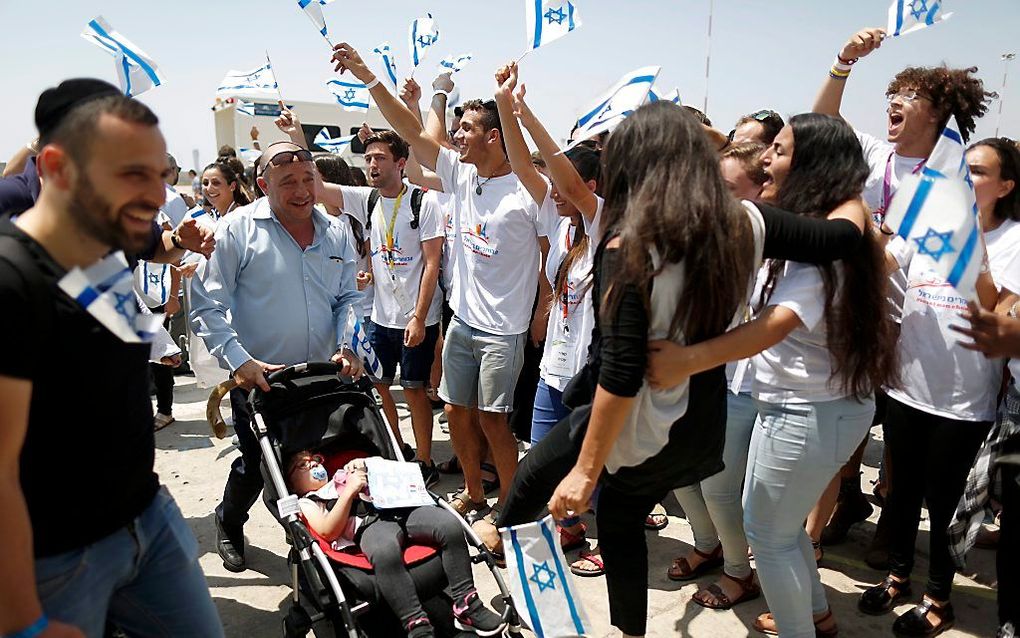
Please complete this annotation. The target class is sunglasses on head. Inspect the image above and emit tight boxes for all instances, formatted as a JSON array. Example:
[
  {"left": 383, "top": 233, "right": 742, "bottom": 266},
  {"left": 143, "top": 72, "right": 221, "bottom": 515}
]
[
  {"left": 265, "top": 148, "right": 313, "bottom": 169},
  {"left": 750, "top": 109, "right": 781, "bottom": 122}
]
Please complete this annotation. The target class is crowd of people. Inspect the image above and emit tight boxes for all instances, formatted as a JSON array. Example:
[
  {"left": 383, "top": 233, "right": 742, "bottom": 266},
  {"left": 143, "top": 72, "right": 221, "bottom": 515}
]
[{"left": 1, "top": 21, "right": 1018, "bottom": 638}]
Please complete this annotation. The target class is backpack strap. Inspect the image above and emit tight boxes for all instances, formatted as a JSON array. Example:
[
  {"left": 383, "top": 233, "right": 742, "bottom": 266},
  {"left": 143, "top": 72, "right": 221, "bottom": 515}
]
[
  {"left": 409, "top": 188, "right": 424, "bottom": 230},
  {"left": 365, "top": 188, "right": 381, "bottom": 231}
]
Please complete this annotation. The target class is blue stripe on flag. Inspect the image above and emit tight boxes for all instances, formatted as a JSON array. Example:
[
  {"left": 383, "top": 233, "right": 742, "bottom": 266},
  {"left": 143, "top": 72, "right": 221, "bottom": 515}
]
[
  {"left": 532, "top": 0, "right": 544, "bottom": 49},
  {"left": 121, "top": 55, "right": 133, "bottom": 96},
  {"left": 143, "top": 263, "right": 150, "bottom": 295},
  {"left": 539, "top": 521, "right": 586, "bottom": 634},
  {"left": 568, "top": 1, "right": 576, "bottom": 31},
  {"left": 942, "top": 127, "right": 963, "bottom": 145},
  {"left": 947, "top": 224, "right": 980, "bottom": 288},
  {"left": 897, "top": 173, "right": 937, "bottom": 238},
  {"left": 895, "top": 0, "right": 906, "bottom": 35},
  {"left": 925, "top": 1, "right": 940, "bottom": 25},
  {"left": 510, "top": 529, "right": 545, "bottom": 638},
  {"left": 412, "top": 20, "right": 420, "bottom": 66},
  {"left": 88, "top": 19, "right": 161, "bottom": 89},
  {"left": 76, "top": 287, "right": 99, "bottom": 308},
  {"left": 160, "top": 264, "right": 168, "bottom": 303},
  {"left": 577, "top": 74, "right": 658, "bottom": 127},
  {"left": 298, "top": 0, "right": 312, "bottom": 8},
  {"left": 577, "top": 97, "right": 611, "bottom": 127},
  {"left": 384, "top": 55, "right": 398, "bottom": 87}
]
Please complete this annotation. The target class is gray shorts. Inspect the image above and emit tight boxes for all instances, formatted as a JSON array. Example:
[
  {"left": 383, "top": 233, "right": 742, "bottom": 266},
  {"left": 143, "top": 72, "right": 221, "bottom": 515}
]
[{"left": 438, "top": 314, "right": 527, "bottom": 413}]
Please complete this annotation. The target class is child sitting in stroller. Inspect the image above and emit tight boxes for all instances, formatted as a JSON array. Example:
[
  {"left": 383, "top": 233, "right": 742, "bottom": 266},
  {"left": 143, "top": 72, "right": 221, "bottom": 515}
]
[{"left": 287, "top": 450, "right": 506, "bottom": 638}]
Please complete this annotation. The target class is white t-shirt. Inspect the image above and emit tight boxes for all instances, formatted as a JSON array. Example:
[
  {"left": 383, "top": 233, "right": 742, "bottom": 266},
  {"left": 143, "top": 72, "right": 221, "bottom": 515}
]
[
  {"left": 858, "top": 130, "right": 927, "bottom": 323},
  {"left": 430, "top": 190, "right": 456, "bottom": 295},
  {"left": 538, "top": 196, "right": 605, "bottom": 390},
  {"left": 435, "top": 147, "right": 545, "bottom": 335},
  {"left": 887, "top": 219, "right": 1020, "bottom": 421},
  {"left": 340, "top": 186, "right": 443, "bottom": 329},
  {"left": 337, "top": 210, "right": 375, "bottom": 320},
  {"left": 753, "top": 262, "right": 845, "bottom": 404}
]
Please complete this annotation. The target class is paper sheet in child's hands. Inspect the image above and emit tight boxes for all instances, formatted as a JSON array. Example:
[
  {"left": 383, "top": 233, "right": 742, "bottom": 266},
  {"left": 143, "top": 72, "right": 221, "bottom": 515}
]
[{"left": 364, "top": 457, "right": 433, "bottom": 509}]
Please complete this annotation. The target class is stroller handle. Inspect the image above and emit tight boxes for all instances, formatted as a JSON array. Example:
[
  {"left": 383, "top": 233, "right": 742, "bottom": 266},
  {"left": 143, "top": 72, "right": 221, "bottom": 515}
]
[{"left": 264, "top": 361, "right": 344, "bottom": 385}]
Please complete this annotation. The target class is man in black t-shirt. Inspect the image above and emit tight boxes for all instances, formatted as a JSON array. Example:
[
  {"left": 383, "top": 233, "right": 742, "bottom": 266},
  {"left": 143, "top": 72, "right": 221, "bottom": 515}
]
[{"left": 0, "top": 87, "right": 222, "bottom": 637}]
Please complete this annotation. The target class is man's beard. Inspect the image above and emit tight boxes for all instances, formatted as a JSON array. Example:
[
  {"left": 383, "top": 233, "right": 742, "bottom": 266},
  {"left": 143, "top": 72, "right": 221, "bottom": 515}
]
[{"left": 68, "top": 176, "right": 153, "bottom": 255}]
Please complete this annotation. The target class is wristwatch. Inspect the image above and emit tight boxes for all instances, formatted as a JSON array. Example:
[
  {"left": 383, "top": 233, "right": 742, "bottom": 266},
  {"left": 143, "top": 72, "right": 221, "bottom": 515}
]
[{"left": 170, "top": 229, "right": 185, "bottom": 250}]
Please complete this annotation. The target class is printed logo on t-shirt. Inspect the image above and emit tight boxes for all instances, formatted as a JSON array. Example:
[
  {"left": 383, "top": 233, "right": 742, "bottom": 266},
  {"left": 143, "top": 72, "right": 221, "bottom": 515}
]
[
  {"left": 372, "top": 232, "right": 414, "bottom": 268},
  {"left": 462, "top": 221, "right": 498, "bottom": 258},
  {"left": 908, "top": 271, "right": 968, "bottom": 311}
]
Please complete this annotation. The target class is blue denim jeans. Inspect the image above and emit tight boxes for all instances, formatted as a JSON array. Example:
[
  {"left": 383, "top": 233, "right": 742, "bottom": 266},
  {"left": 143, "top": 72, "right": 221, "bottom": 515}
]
[
  {"left": 531, "top": 378, "right": 571, "bottom": 446},
  {"left": 673, "top": 392, "right": 759, "bottom": 577},
  {"left": 35, "top": 487, "right": 223, "bottom": 637},
  {"left": 744, "top": 397, "right": 874, "bottom": 638}
]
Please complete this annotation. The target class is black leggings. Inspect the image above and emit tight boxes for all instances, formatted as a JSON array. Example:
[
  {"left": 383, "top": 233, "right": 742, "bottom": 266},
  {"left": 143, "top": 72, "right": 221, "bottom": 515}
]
[
  {"left": 1000, "top": 459, "right": 1019, "bottom": 628},
  {"left": 359, "top": 506, "right": 476, "bottom": 628},
  {"left": 883, "top": 398, "right": 991, "bottom": 600}
]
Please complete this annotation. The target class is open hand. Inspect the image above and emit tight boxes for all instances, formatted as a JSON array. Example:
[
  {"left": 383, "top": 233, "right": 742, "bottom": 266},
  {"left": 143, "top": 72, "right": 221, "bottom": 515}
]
[
  {"left": 331, "top": 43, "right": 374, "bottom": 84},
  {"left": 950, "top": 301, "right": 1020, "bottom": 359}
]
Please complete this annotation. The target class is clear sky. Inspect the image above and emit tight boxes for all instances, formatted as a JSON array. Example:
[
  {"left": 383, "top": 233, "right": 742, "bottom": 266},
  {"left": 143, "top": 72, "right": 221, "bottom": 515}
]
[{"left": 2, "top": 0, "right": 1019, "bottom": 170}]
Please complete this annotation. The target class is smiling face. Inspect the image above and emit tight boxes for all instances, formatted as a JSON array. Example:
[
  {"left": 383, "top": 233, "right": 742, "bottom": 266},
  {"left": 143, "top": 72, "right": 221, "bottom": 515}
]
[
  {"left": 202, "top": 166, "right": 235, "bottom": 213},
  {"left": 968, "top": 145, "right": 1016, "bottom": 217},
  {"left": 759, "top": 125, "right": 794, "bottom": 203},
  {"left": 886, "top": 88, "right": 941, "bottom": 153},
  {"left": 63, "top": 113, "right": 169, "bottom": 254},
  {"left": 260, "top": 160, "right": 316, "bottom": 223}
]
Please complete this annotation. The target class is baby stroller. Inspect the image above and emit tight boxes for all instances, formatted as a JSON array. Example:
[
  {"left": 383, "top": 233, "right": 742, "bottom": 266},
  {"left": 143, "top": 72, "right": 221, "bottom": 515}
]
[{"left": 247, "top": 362, "right": 524, "bottom": 638}]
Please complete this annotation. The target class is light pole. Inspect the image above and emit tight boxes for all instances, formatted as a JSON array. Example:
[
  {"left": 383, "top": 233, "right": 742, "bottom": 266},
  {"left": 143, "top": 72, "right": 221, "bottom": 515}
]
[
  {"left": 703, "top": 0, "right": 714, "bottom": 114},
  {"left": 996, "top": 53, "right": 1016, "bottom": 137}
]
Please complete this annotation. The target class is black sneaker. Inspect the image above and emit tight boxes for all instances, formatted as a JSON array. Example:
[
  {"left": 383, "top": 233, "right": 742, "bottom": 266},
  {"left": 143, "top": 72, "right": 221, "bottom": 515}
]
[
  {"left": 215, "top": 518, "right": 246, "bottom": 572},
  {"left": 453, "top": 591, "right": 506, "bottom": 637},
  {"left": 401, "top": 443, "right": 417, "bottom": 462},
  {"left": 418, "top": 460, "right": 440, "bottom": 488}
]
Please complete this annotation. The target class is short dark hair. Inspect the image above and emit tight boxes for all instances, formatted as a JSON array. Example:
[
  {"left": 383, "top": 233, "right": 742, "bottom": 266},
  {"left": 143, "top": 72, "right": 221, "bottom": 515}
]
[
  {"left": 453, "top": 106, "right": 464, "bottom": 118},
  {"left": 734, "top": 110, "right": 785, "bottom": 145},
  {"left": 315, "top": 155, "right": 354, "bottom": 186},
  {"left": 461, "top": 99, "right": 504, "bottom": 151},
  {"left": 349, "top": 166, "right": 368, "bottom": 187},
  {"left": 217, "top": 144, "right": 237, "bottom": 159},
  {"left": 363, "top": 130, "right": 410, "bottom": 162},
  {"left": 683, "top": 106, "right": 712, "bottom": 127},
  {"left": 48, "top": 95, "right": 158, "bottom": 164},
  {"left": 888, "top": 65, "right": 994, "bottom": 143}
]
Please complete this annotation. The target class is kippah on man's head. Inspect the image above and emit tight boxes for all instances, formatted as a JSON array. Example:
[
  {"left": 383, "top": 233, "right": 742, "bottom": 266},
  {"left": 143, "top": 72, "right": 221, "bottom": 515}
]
[{"left": 34, "top": 78, "right": 122, "bottom": 142}]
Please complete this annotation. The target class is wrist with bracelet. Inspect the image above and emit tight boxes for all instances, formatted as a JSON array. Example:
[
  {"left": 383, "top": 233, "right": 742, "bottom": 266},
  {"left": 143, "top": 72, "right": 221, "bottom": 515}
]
[
  {"left": 829, "top": 54, "right": 858, "bottom": 81},
  {"left": 364, "top": 76, "right": 380, "bottom": 90},
  {"left": 432, "top": 89, "right": 450, "bottom": 100},
  {"left": 8, "top": 614, "right": 48, "bottom": 638}
]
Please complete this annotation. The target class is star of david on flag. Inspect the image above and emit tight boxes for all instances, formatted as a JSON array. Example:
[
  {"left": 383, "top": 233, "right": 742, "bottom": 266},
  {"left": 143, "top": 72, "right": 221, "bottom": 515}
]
[
  {"left": 344, "top": 307, "right": 381, "bottom": 377},
  {"left": 525, "top": 0, "right": 582, "bottom": 51},
  {"left": 502, "top": 515, "right": 590, "bottom": 637},
  {"left": 326, "top": 79, "right": 371, "bottom": 113},
  {"left": 887, "top": 0, "right": 953, "bottom": 37},
  {"left": 314, "top": 128, "right": 355, "bottom": 155},
  {"left": 372, "top": 43, "right": 400, "bottom": 91},
  {"left": 884, "top": 116, "right": 984, "bottom": 299},
  {"left": 59, "top": 252, "right": 164, "bottom": 344},
  {"left": 297, "top": 0, "right": 336, "bottom": 42},
  {"left": 82, "top": 16, "right": 165, "bottom": 98},
  {"left": 563, "top": 66, "right": 660, "bottom": 153},
  {"left": 217, "top": 58, "right": 279, "bottom": 98},
  {"left": 409, "top": 13, "right": 440, "bottom": 69},
  {"left": 438, "top": 53, "right": 473, "bottom": 75}
]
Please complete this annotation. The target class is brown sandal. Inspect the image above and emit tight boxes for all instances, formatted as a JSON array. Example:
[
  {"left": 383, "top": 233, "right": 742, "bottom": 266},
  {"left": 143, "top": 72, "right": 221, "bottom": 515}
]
[
  {"left": 667, "top": 543, "right": 723, "bottom": 581},
  {"left": 692, "top": 572, "right": 761, "bottom": 610},
  {"left": 753, "top": 609, "right": 838, "bottom": 637}
]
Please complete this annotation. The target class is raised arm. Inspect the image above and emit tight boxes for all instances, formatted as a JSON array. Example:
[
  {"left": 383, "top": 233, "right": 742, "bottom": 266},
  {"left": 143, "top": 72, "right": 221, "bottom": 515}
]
[
  {"left": 399, "top": 78, "right": 446, "bottom": 192},
  {"left": 332, "top": 43, "right": 442, "bottom": 171},
  {"left": 426, "top": 73, "right": 456, "bottom": 150},
  {"left": 494, "top": 63, "right": 547, "bottom": 206},
  {"left": 813, "top": 27, "right": 886, "bottom": 118},
  {"left": 513, "top": 83, "right": 598, "bottom": 222}
]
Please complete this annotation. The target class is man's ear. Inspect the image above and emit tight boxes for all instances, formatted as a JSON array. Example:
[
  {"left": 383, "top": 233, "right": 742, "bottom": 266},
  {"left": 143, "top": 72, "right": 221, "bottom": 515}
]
[
  {"left": 35, "top": 145, "right": 76, "bottom": 191},
  {"left": 257, "top": 175, "right": 269, "bottom": 194}
]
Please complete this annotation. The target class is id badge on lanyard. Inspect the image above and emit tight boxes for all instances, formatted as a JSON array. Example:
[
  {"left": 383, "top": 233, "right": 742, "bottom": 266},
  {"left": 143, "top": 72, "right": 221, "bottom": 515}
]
[
  {"left": 377, "top": 189, "right": 416, "bottom": 318},
  {"left": 547, "top": 259, "right": 578, "bottom": 378}
]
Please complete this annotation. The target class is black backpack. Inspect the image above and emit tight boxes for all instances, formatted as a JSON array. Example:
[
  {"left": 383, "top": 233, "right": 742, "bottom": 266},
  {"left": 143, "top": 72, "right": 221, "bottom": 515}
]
[{"left": 365, "top": 187, "right": 424, "bottom": 231}]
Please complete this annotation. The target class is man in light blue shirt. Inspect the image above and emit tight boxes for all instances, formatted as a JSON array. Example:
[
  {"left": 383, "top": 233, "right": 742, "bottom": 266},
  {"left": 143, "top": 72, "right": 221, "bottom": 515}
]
[{"left": 190, "top": 141, "right": 363, "bottom": 572}]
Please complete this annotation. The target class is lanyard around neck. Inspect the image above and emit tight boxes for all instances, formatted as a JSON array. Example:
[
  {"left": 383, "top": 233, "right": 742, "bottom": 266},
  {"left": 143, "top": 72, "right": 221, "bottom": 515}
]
[{"left": 376, "top": 187, "right": 407, "bottom": 266}]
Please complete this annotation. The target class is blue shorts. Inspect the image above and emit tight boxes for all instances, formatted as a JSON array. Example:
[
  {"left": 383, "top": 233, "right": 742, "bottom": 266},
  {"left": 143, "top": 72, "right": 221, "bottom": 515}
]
[{"left": 369, "top": 323, "right": 440, "bottom": 387}]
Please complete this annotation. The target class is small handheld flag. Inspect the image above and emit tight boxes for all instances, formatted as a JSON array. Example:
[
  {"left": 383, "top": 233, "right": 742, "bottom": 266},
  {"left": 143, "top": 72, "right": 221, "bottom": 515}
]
[
  {"left": 564, "top": 66, "right": 660, "bottom": 152},
  {"left": 887, "top": 0, "right": 953, "bottom": 37},
  {"left": 409, "top": 13, "right": 441, "bottom": 72},
  {"left": 297, "top": 0, "right": 336, "bottom": 45},
  {"left": 59, "top": 252, "right": 164, "bottom": 343},
  {"left": 648, "top": 86, "right": 682, "bottom": 106},
  {"left": 345, "top": 307, "right": 381, "bottom": 377},
  {"left": 884, "top": 116, "right": 983, "bottom": 299},
  {"left": 372, "top": 43, "right": 400, "bottom": 91},
  {"left": 326, "top": 79, "right": 371, "bottom": 113},
  {"left": 438, "top": 53, "right": 473, "bottom": 75},
  {"left": 502, "top": 515, "right": 591, "bottom": 638},
  {"left": 217, "top": 58, "right": 279, "bottom": 98},
  {"left": 315, "top": 128, "right": 355, "bottom": 155},
  {"left": 235, "top": 101, "right": 256, "bottom": 117},
  {"left": 525, "top": 0, "right": 582, "bottom": 52},
  {"left": 82, "top": 16, "right": 165, "bottom": 97}
]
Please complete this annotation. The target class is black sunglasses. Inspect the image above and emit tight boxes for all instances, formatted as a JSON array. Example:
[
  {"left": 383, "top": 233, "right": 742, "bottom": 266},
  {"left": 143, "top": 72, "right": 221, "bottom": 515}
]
[{"left": 264, "top": 148, "right": 313, "bottom": 170}]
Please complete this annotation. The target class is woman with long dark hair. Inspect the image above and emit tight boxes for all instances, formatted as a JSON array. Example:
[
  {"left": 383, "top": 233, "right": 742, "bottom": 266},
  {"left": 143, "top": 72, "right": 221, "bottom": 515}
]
[
  {"left": 646, "top": 113, "right": 897, "bottom": 637},
  {"left": 201, "top": 161, "right": 251, "bottom": 216}
]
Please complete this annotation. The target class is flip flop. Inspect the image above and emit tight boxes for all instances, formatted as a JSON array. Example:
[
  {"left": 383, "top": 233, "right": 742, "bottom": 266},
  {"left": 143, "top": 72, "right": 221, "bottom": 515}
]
[
  {"left": 645, "top": 503, "right": 668, "bottom": 530},
  {"left": 570, "top": 548, "right": 605, "bottom": 578}
]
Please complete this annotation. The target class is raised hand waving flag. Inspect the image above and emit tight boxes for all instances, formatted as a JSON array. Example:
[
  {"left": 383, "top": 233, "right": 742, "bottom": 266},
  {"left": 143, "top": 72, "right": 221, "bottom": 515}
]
[
  {"left": 525, "top": 0, "right": 582, "bottom": 51},
  {"left": 217, "top": 57, "right": 279, "bottom": 98},
  {"left": 409, "top": 13, "right": 441, "bottom": 71},
  {"left": 82, "top": 16, "right": 165, "bottom": 97},
  {"left": 438, "top": 53, "right": 473, "bottom": 75},
  {"left": 326, "top": 79, "right": 371, "bottom": 112},
  {"left": 884, "top": 116, "right": 983, "bottom": 299},
  {"left": 314, "top": 128, "right": 355, "bottom": 154},
  {"left": 297, "top": 0, "right": 336, "bottom": 44},
  {"left": 887, "top": 0, "right": 953, "bottom": 37},
  {"left": 372, "top": 43, "right": 400, "bottom": 91},
  {"left": 565, "top": 66, "right": 660, "bottom": 152}
]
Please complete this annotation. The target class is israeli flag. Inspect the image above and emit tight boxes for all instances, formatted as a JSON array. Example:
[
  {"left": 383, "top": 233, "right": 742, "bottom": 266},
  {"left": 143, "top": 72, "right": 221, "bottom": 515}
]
[
  {"left": 326, "top": 79, "right": 371, "bottom": 113},
  {"left": 315, "top": 128, "right": 355, "bottom": 155},
  {"left": 217, "top": 61, "right": 279, "bottom": 98},
  {"left": 346, "top": 307, "right": 381, "bottom": 377},
  {"left": 409, "top": 13, "right": 441, "bottom": 69},
  {"left": 59, "top": 252, "right": 164, "bottom": 343},
  {"left": 134, "top": 261, "right": 171, "bottom": 308},
  {"left": 564, "top": 66, "right": 660, "bottom": 152},
  {"left": 236, "top": 101, "right": 256, "bottom": 117},
  {"left": 502, "top": 516, "right": 590, "bottom": 638},
  {"left": 648, "top": 86, "right": 682, "bottom": 106},
  {"left": 298, "top": 0, "right": 335, "bottom": 40},
  {"left": 438, "top": 53, "right": 473, "bottom": 75},
  {"left": 526, "top": 0, "right": 582, "bottom": 51},
  {"left": 373, "top": 43, "right": 400, "bottom": 91},
  {"left": 81, "top": 16, "right": 165, "bottom": 98},
  {"left": 884, "top": 116, "right": 983, "bottom": 299},
  {"left": 887, "top": 0, "right": 953, "bottom": 37}
]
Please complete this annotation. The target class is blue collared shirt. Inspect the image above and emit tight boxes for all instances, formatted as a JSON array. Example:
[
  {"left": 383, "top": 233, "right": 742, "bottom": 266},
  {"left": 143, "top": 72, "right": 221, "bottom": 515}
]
[{"left": 189, "top": 198, "right": 362, "bottom": 371}]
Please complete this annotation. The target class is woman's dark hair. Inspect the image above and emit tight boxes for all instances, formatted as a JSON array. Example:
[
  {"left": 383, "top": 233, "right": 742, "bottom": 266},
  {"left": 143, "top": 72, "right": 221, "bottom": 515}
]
[
  {"left": 764, "top": 112, "right": 897, "bottom": 399},
  {"left": 315, "top": 155, "right": 354, "bottom": 187},
  {"left": 601, "top": 101, "right": 754, "bottom": 344},
  {"left": 553, "top": 146, "right": 603, "bottom": 302},
  {"left": 349, "top": 166, "right": 368, "bottom": 187},
  {"left": 203, "top": 161, "right": 251, "bottom": 209},
  {"left": 968, "top": 137, "right": 1020, "bottom": 221}
]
